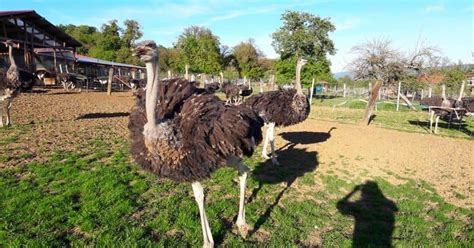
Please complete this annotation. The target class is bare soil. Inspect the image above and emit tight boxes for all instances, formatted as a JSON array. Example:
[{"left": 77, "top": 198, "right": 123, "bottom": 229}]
[{"left": 2, "top": 88, "right": 473, "bottom": 208}]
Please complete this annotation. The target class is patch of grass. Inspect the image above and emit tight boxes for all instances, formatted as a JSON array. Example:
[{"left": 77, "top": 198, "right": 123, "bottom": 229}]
[
  {"left": 0, "top": 142, "right": 472, "bottom": 247},
  {"left": 310, "top": 102, "right": 474, "bottom": 139}
]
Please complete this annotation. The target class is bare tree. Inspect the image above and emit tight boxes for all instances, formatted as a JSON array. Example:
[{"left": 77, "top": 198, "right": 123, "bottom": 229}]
[
  {"left": 348, "top": 38, "right": 444, "bottom": 124},
  {"left": 348, "top": 38, "right": 403, "bottom": 124}
]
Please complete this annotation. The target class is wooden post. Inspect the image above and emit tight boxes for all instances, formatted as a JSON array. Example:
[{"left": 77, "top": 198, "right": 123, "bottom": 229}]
[
  {"left": 185, "top": 64, "right": 189, "bottom": 80},
  {"left": 167, "top": 70, "right": 171, "bottom": 79},
  {"left": 368, "top": 82, "right": 372, "bottom": 97},
  {"left": 191, "top": 74, "right": 195, "bottom": 81},
  {"left": 428, "top": 86, "right": 432, "bottom": 97},
  {"left": 310, "top": 78, "right": 315, "bottom": 105},
  {"left": 441, "top": 84, "right": 446, "bottom": 99},
  {"left": 259, "top": 79, "right": 263, "bottom": 93},
  {"left": 362, "top": 80, "right": 382, "bottom": 125},
  {"left": 421, "top": 89, "right": 424, "bottom": 100},
  {"left": 396, "top": 81, "right": 401, "bottom": 111},
  {"left": 107, "top": 67, "right": 114, "bottom": 96},
  {"left": 343, "top": 83, "right": 346, "bottom": 98},
  {"left": 458, "top": 81, "right": 465, "bottom": 101}
]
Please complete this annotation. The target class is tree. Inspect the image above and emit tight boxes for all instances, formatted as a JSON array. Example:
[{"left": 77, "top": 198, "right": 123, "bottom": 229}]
[
  {"left": 271, "top": 11, "right": 336, "bottom": 85},
  {"left": 272, "top": 10, "right": 336, "bottom": 60},
  {"left": 348, "top": 38, "right": 403, "bottom": 125},
  {"left": 116, "top": 20, "right": 143, "bottom": 64},
  {"left": 88, "top": 20, "right": 122, "bottom": 61},
  {"left": 175, "top": 26, "right": 222, "bottom": 74},
  {"left": 58, "top": 24, "right": 99, "bottom": 55},
  {"left": 233, "top": 39, "right": 264, "bottom": 79}
]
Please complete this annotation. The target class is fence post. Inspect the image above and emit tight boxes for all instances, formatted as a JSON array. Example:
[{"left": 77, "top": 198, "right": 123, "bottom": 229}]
[
  {"left": 396, "top": 81, "right": 401, "bottom": 111},
  {"left": 107, "top": 67, "right": 114, "bottom": 96},
  {"left": 343, "top": 83, "right": 346, "bottom": 98},
  {"left": 309, "top": 78, "right": 315, "bottom": 105},
  {"left": 428, "top": 86, "right": 432, "bottom": 97}
]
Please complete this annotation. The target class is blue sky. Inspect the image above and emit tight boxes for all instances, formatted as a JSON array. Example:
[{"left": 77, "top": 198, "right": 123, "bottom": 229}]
[{"left": 2, "top": 0, "right": 473, "bottom": 72}]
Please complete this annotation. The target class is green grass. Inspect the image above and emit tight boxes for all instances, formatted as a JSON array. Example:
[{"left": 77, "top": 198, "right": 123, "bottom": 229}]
[
  {"left": 311, "top": 96, "right": 474, "bottom": 139},
  {"left": 0, "top": 140, "right": 472, "bottom": 247}
]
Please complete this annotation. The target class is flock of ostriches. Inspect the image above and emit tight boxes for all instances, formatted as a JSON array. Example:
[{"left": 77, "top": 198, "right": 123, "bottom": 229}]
[{"left": 1, "top": 39, "right": 473, "bottom": 247}]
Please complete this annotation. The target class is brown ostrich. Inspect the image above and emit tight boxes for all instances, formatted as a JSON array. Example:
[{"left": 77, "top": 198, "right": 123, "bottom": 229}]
[
  {"left": 243, "top": 58, "right": 310, "bottom": 164},
  {"left": 420, "top": 84, "right": 473, "bottom": 133},
  {"left": 0, "top": 40, "right": 37, "bottom": 127},
  {"left": 128, "top": 40, "right": 264, "bottom": 247},
  {"left": 222, "top": 81, "right": 240, "bottom": 104}
]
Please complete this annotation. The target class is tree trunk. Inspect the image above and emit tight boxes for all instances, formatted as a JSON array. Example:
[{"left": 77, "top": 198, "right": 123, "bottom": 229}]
[{"left": 362, "top": 80, "right": 382, "bottom": 125}]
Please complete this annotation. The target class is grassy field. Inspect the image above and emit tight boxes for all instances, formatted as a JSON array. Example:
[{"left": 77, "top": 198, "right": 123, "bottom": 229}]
[
  {"left": 0, "top": 91, "right": 473, "bottom": 247},
  {"left": 310, "top": 96, "right": 474, "bottom": 139},
  {"left": 1, "top": 126, "right": 473, "bottom": 247}
]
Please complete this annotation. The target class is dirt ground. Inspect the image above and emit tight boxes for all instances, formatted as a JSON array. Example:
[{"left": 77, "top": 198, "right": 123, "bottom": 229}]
[{"left": 2, "top": 88, "right": 473, "bottom": 208}]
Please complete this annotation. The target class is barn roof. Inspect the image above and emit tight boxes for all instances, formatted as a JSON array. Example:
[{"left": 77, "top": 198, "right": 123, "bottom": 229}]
[
  {"left": 76, "top": 54, "right": 145, "bottom": 69},
  {"left": 0, "top": 10, "right": 81, "bottom": 49}
]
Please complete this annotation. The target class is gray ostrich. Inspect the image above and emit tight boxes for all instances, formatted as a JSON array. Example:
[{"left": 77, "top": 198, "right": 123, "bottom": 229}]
[
  {"left": 0, "top": 40, "right": 36, "bottom": 127},
  {"left": 243, "top": 58, "right": 310, "bottom": 165},
  {"left": 128, "top": 40, "right": 264, "bottom": 247}
]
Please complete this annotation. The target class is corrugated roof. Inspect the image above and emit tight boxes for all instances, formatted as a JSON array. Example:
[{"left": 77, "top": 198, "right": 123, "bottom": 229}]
[
  {"left": 76, "top": 54, "right": 145, "bottom": 69},
  {"left": 0, "top": 10, "right": 82, "bottom": 48}
]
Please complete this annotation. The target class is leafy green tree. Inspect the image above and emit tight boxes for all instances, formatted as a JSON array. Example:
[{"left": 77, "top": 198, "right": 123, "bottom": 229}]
[
  {"left": 58, "top": 24, "right": 99, "bottom": 54},
  {"left": 158, "top": 46, "right": 179, "bottom": 72},
  {"left": 443, "top": 65, "right": 466, "bottom": 88},
  {"left": 233, "top": 39, "right": 263, "bottom": 79},
  {"left": 116, "top": 20, "right": 143, "bottom": 64},
  {"left": 175, "top": 26, "right": 222, "bottom": 74},
  {"left": 271, "top": 11, "right": 336, "bottom": 85},
  {"left": 272, "top": 10, "right": 336, "bottom": 60}
]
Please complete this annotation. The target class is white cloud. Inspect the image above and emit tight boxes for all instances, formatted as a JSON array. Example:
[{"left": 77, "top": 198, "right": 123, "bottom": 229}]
[
  {"left": 336, "top": 17, "right": 361, "bottom": 31},
  {"left": 425, "top": 4, "right": 445, "bottom": 13}
]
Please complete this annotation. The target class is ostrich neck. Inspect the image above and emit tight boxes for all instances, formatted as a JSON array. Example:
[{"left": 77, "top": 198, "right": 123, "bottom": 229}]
[
  {"left": 145, "top": 58, "right": 160, "bottom": 127},
  {"left": 295, "top": 63, "right": 303, "bottom": 95},
  {"left": 8, "top": 45, "right": 16, "bottom": 68}
]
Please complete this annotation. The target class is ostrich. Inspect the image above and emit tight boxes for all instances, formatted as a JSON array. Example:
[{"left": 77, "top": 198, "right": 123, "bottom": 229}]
[
  {"left": 238, "top": 78, "right": 253, "bottom": 102},
  {"left": 420, "top": 84, "right": 472, "bottom": 133},
  {"left": 204, "top": 81, "right": 220, "bottom": 93},
  {"left": 243, "top": 58, "right": 310, "bottom": 165},
  {"left": 222, "top": 81, "right": 240, "bottom": 104},
  {"left": 129, "top": 40, "right": 264, "bottom": 247},
  {"left": 0, "top": 40, "right": 37, "bottom": 127}
]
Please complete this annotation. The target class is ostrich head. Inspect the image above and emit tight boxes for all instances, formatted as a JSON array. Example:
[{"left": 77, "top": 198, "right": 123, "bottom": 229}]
[
  {"left": 133, "top": 40, "right": 158, "bottom": 62},
  {"left": 295, "top": 58, "right": 308, "bottom": 95}
]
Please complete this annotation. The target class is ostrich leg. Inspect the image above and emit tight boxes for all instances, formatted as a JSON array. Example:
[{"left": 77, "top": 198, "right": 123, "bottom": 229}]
[
  {"left": 268, "top": 122, "right": 279, "bottom": 165},
  {"left": 192, "top": 182, "right": 214, "bottom": 248},
  {"left": 261, "top": 123, "right": 270, "bottom": 159},
  {"left": 6, "top": 101, "right": 12, "bottom": 126},
  {"left": 227, "top": 155, "right": 250, "bottom": 237}
]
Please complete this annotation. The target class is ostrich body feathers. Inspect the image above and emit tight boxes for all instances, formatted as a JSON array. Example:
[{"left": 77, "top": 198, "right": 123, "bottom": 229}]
[
  {"left": 243, "top": 89, "right": 310, "bottom": 126},
  {"left": 129, "top": 78, "right": 263, "bottom": 182}
]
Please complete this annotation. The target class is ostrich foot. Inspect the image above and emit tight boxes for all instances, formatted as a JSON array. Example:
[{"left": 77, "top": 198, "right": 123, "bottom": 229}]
[{"left": 236, "top": 222, "right": 250, "bottom": 238}]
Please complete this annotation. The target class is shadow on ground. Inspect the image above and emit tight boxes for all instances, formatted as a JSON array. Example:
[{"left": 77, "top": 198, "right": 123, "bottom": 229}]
[
  {"left": 408, "top": 120, "right": 473, "bottom": 136},
  {"left": 279, "top": 127, "right": 336, "bottom": 145},
  {"left": 337, "top": 181, "right": 398, "bottom": 247},
  {"left": 49, "top": 91, "right": 81, "bottom": 95},
  {"left": 76, "top": 112, "right": 130, "bottom": 120},
  {"left": 248, "top": 144, "right": 319, "bottom": 236}
]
